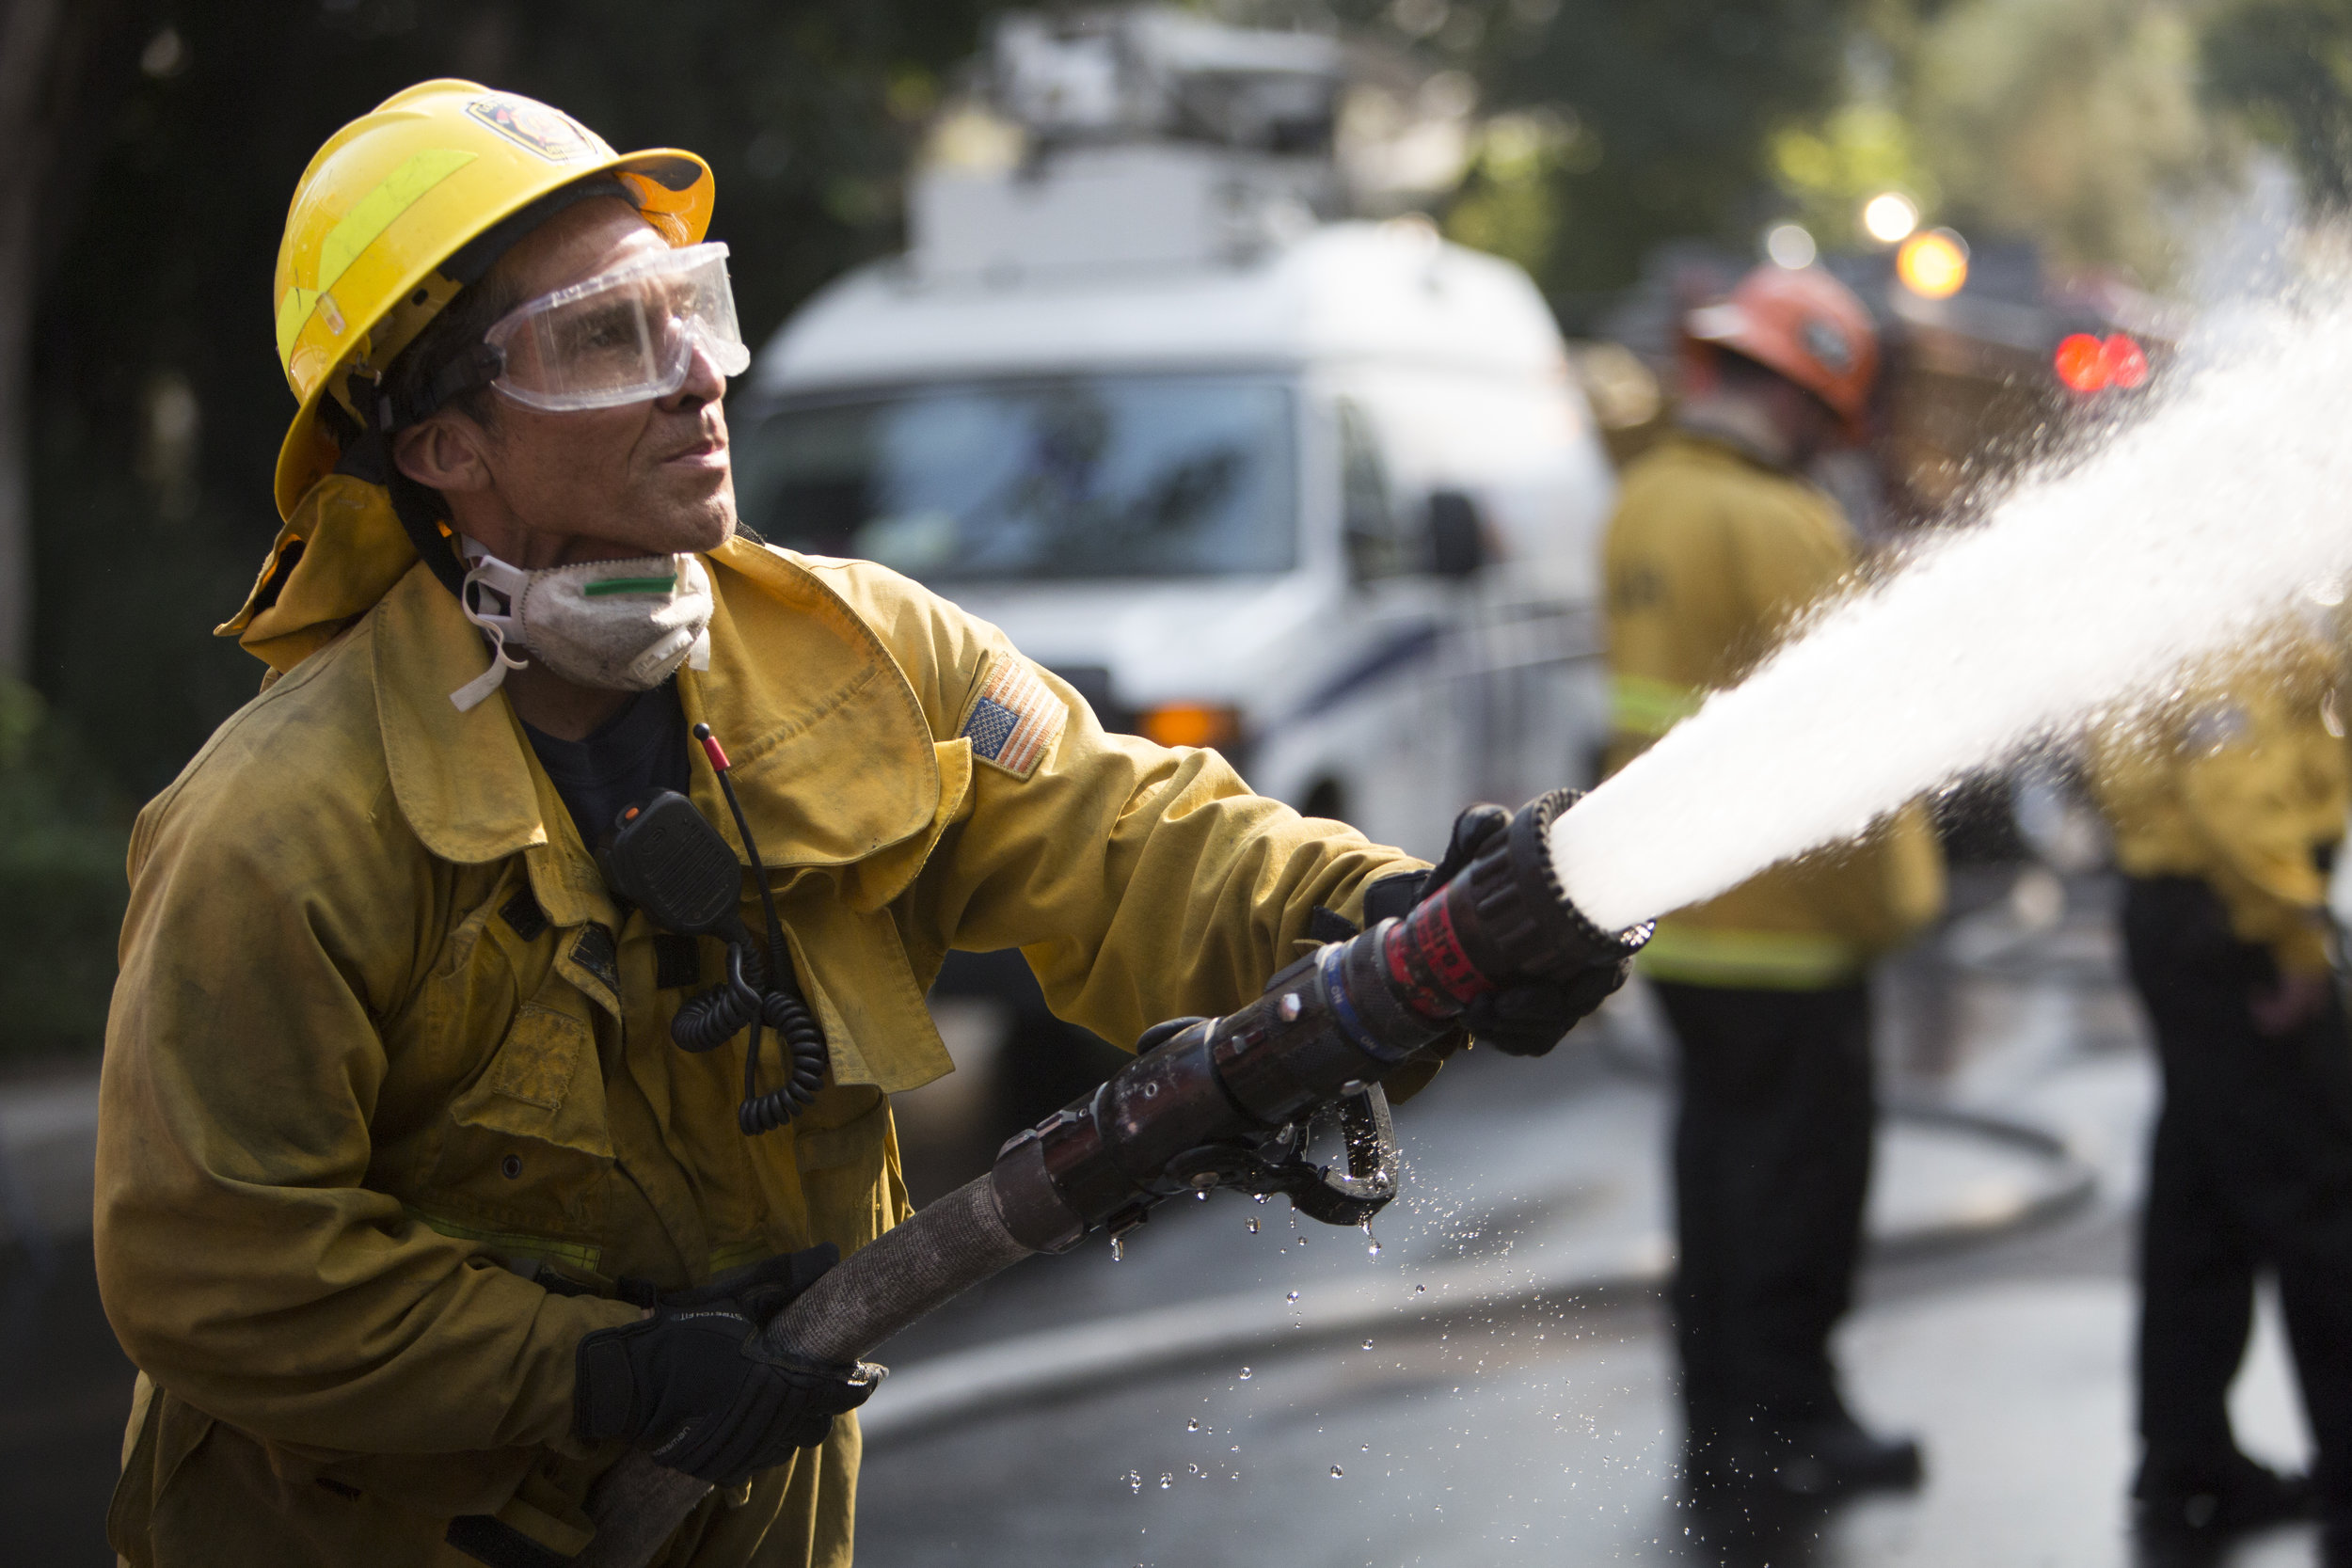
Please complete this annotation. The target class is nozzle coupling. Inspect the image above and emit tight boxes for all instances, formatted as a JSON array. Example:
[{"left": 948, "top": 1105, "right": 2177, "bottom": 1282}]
[{"left": 1377, "top": 788, "right": 1652, "bottom": 1020}]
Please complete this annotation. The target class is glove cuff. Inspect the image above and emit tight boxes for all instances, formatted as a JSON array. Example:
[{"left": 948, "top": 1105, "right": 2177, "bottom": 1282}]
[{"left": 574, "top": 1325, "right": 644, "bottom": 1445}]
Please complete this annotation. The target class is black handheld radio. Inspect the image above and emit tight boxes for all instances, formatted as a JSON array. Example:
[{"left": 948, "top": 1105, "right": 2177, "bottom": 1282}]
[{"left": 596, "top": 725, "right": 828, "bottom": 1132}]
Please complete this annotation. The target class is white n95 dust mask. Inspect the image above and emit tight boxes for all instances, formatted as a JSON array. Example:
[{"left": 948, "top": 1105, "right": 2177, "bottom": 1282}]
[{"left": 450, "top": 541, "right": 714, "bottom": 711}]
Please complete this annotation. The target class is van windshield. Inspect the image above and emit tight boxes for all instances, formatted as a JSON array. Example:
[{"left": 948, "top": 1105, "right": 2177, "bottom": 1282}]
[{"left": 735, "top": 373, "right": 1296, "bottom": 581}]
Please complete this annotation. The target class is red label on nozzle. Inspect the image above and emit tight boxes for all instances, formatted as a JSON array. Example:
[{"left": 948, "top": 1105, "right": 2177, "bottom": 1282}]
[
  {"left": 696, "top": 728, "right": 732, "bottom": 773},
  {"left": 1381, "top": 895, "right": 1490, "bottom": 1018}
]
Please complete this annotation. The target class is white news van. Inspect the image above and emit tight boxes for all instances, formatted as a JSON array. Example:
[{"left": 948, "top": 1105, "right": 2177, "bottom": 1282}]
[{"left": 730, "top": 13, "right": 1616, "bottom": 862}]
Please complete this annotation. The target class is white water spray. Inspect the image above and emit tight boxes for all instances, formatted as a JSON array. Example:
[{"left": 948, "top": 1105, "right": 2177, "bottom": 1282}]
[{"left": 1550, "top": 289, "right": 2352, "bottom": 933}]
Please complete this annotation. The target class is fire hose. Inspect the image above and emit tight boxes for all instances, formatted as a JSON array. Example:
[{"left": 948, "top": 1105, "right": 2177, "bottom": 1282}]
[{"left": 573, "top": 789, "right": 1647, "bottom": 1567}]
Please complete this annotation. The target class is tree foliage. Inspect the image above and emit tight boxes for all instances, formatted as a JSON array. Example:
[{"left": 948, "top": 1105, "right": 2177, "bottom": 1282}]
[
  {"left": 1903, "top": 0, "right": 2222, "bottom": 283},
  {"left": 2201, "top": 0, "right": 2352, "bottom": 211},
  {"left": 1443, "top": 0, "right": 1867, "bottom": 312},
  {"left": 31, "top": 0, "right": 1015, "bottom": 802}
]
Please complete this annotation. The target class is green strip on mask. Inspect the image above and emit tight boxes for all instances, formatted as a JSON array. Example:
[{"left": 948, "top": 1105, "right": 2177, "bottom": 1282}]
[{"left": 581, "top": 575, "right": 679, "bottom": 597}]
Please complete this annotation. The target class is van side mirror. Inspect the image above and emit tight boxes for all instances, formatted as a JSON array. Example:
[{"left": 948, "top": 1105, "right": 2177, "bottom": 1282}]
[{"left": 1426, "top": 488, "right": 1486, "bottom": 578}]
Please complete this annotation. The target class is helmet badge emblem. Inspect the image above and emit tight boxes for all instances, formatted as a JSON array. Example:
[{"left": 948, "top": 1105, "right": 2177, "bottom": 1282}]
[
  {"left": 466, "top": 98, "right": 597, "bottom": 163},
  {"left": 1801, "top": 317, "right": 1852, "bottom": 373}
]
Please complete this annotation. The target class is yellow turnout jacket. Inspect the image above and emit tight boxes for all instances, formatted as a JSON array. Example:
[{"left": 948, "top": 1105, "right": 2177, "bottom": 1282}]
[
  {"left": 2090, "top": 635, "right": 2349, "bottom": 975},
  {"left": 1602, "top": 430, "right": 1944, "bottom": 989},
  {"left": 98, "top": 476, "right": 1422, "bottom": 1567}
]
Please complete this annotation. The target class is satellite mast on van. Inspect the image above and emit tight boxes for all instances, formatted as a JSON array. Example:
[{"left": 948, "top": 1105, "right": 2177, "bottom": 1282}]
[{"left": 919, "top": 8, "right": 1339, "bottom": 277}]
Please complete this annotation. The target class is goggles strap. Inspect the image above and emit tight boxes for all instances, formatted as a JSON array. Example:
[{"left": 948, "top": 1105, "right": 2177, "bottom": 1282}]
[{"left": 384, "top": 341, "right": 501, "bottom": 431}]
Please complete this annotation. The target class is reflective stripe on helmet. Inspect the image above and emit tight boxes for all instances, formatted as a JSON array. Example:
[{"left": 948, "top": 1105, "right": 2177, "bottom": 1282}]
[{"left": 275, "top": 148, "right": 479, "bottom": 370}]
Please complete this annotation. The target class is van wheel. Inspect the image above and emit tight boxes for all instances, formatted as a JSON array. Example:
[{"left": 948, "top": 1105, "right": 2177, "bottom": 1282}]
[{"left": 1301, "top": 779, "right": 1347, "bottom": 824}]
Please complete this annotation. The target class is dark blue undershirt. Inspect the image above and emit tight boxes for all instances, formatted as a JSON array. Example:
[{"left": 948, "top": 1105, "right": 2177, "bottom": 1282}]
[{"left": 521, "top": 679, "right": 691, "bottom": 851}]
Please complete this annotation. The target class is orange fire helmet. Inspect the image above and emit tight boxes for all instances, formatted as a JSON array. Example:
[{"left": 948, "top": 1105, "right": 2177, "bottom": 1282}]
[{"left": 1683, "top": 264, "right": 1880, "bottom": 438}]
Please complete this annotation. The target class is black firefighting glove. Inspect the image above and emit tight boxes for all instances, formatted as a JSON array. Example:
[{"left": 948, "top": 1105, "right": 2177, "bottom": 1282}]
[
  {"left": 573, "top": 1244, "right": 881, "bottom": 1484},
  {"left": 1419, "top": 801, "right": 1631, "bottom": 1057}
]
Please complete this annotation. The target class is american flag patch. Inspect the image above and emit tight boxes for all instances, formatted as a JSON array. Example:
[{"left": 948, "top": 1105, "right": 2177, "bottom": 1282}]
[{"left": 959, "top": 657, "right": 1065, "bottom": 778}]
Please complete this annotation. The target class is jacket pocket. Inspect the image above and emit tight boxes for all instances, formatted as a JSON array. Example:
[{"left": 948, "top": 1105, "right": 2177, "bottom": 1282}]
[
  {"left": 794, "top": 1090, "right": 898, "bottom": 1258},
  {"left": 106, "top": 1383, "right": 215, "bottom": 1566},
  {"left": 448, "top": 1001, "right": 612, "bottom": 1160},
  {"left": 421, "top": 998, "right": 613, "bottom": 1269}
]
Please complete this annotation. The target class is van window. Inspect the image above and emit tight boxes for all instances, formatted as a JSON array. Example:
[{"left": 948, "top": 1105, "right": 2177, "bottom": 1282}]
[
  {"left": 737, "top": 374, "right": 1296, "bottom": 581},
  {"left": 1337, "top": 399, "right": 1404, "bottom": 580}
]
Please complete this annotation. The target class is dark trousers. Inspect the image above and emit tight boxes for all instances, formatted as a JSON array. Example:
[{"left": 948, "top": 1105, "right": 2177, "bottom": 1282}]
[
  {"left": 2122, "top": 876, "right": 2352, "bottom": 1508},
  {"left": 1658, "top": 979, "right": 1876, "bottom": 1441}
]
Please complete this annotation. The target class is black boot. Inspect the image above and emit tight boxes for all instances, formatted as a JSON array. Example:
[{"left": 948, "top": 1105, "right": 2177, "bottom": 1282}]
[
  {"left": 1772, "top": 1412, "right": 1926, "bottom": 1497},
  {"left": 1687, "top": 1406, "right": 1923, "bottom": 1501},
  {"left": 2133, "top": 1449, "right": 2312, "bottom": 1542}
]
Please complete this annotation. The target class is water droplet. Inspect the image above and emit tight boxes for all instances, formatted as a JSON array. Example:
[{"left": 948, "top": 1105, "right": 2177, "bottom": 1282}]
[
  {"left": 1110, "top": 1236, "right": 1125, "bottom": 1262},
  {"left": 1246, "top": 1216, "right": 1259, "bottom": 1234},
  {"left": 1252, "top": 1193, "right": 1268, "bottom": 1204},
  {"left": 1187, "top": 1463, "right": 1200, "bottom": 1476},
  {"left": 1193, "top": 1189, "right": 1208, "bottom": 1201},
  {"left": 1360, "top": 1443, "right": 1370, "bottom": 1451},
  {"left": 1126, "top": 1470, "right": 1142, "bottom": 1494},
  {"left": 1159, "top": 1472, "right": 1173, "bottom": 1490},
  {"left": 1286, "top": 1291, "right": 1300, "bottom": 1303},
  {"left": 1330, "top": 1465, "right": 1344, "bottom": 1479},
  {"left": 1367, "top": 1240, "right": 1383, "bottom": 1258},
  {"left": 1186, "top": 1418, "right": 1200, "bottom": 1432},
  {"left": 1295, "top": 1236, "right": 1308, "bottom": 1249},
  {"left": 1361, "top": 1338, "right": 1375, "bottom": 1350},
  {"left": 1238, "top": 1367, "right": 1252, "bottom": 1380},
  {"left": 1414, "top": 1283, "right": 1427, "bottom": 1294}
]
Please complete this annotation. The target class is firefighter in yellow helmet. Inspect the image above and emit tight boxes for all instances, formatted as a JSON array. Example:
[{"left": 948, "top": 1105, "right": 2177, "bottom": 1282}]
[
  {"left": 1601, "top": 263, "right": 1945, "bottom": 1504},
  {"left": 2089, "top": 633, "right": 2352, "bottom": 1554},
  {"left": 91, "top": 83, "right": 1623, "bottom": 1567}
]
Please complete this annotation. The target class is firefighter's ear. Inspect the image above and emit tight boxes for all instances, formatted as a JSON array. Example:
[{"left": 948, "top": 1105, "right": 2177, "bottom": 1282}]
[{"left": 392, "top": 414, "right": 495, "bottom": 496}]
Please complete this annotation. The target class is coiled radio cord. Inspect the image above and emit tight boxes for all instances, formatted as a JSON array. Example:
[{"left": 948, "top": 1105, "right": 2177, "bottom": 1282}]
[{"left": 671, "top": 723, "right": 830, "bottom": 1132}]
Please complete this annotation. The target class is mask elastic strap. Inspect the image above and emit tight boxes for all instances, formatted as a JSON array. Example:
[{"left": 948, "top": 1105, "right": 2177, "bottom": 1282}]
[{"left": 450, "top": 543, "right": 533, "bottom": 712}]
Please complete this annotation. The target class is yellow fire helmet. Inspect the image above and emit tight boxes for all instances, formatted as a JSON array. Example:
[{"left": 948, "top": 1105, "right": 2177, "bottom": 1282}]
[{"left": 271, "top": 80, "right": 713, "bottom": 520}]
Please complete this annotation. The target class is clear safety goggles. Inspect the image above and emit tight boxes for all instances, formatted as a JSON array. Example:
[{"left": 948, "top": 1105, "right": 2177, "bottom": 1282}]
[{"left": 482, "top": 242, "right": 751, "bottom": 412}]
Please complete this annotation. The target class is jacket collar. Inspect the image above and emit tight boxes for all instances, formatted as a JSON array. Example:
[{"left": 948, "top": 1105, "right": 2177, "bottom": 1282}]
[
  {"left": 1674, "top": 396, "right": 1799, "bottom": 474},
  {"left": 219, "top": 474, "right": 422, "bottom": 674},
  {"left": 676, "top": 542, "right": 946, "bottom": 899},
  {"left": 355, "top": 531, "right": 945, "bottom": 924}
]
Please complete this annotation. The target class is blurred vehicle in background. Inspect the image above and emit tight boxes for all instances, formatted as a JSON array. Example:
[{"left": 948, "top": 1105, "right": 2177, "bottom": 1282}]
[{"left": 732, "top": 6, "right": 1617, "bottom": 864}]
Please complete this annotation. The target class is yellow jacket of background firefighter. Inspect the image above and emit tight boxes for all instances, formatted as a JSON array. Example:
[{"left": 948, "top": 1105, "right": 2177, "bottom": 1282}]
[
  {"left": 95, "top": 477, "right": 1425, "bottom": 1567},
  {"left": 1602, "top": 429, "right": 1945, "bottom": 988},
  {"left": 2088, "top": 633, "right": 2350, "bottom": 976}
]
